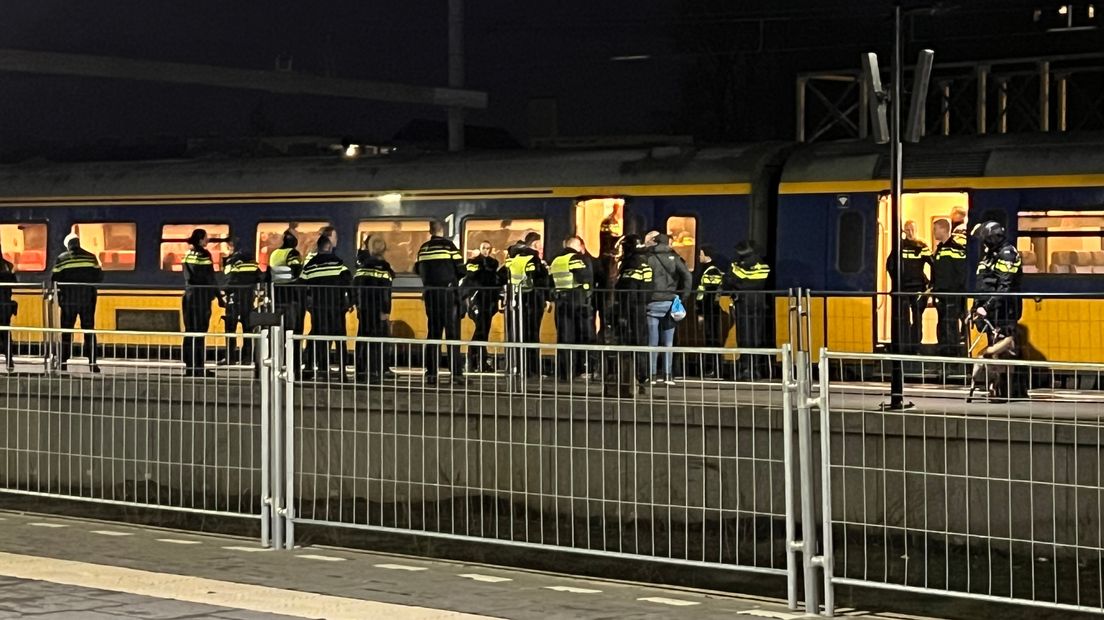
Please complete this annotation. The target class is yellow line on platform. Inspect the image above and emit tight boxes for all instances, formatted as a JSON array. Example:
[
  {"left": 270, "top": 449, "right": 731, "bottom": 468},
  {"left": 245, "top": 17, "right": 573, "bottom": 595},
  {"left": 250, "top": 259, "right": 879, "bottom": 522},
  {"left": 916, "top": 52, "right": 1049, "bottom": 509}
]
[{"left": 0, "top": 551, "right": 501, "bottom": 620}]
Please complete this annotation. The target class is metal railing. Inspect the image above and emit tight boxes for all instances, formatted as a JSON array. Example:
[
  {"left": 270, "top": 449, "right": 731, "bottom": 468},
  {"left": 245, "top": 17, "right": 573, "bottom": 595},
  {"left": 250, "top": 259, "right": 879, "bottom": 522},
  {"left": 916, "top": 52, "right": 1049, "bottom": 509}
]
[{"left": 815, "top": 348, "right": 1104, "bottom": 616}]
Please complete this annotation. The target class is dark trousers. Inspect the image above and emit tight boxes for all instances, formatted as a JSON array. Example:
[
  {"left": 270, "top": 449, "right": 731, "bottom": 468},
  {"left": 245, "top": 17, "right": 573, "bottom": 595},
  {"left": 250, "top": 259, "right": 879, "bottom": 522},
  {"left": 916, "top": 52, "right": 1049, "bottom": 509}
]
[
  {"left": 554, "top": 301, "right": 593, "bottom": 378},
  {"left": 304, "top": 309, "right": 347, "bottom": 376},
  {"left": 733, "top": 298, "right": 773, "bottom": 378},
  {"left": 224, "top": 304, "right": 253, "bottom": 365},
  {"left": 467, "top": 307, "right": 495, "bottom": 370},
  {"left": 275, "top": 299, "right": 304, "bottom": 375},
  {"left": 182, "top": 297, "right": 212, "bottom": 372},
  {"left": 506, "top": 292, "right": 543, "bottom": 376},
  {"left": 700, "top": 305, "right": 723, "bottom": 376},
  {"left": 424, "top": 289, "right": 462, "bottom": 377},
  {"left": 895, "top": 292, "right": 926, "bottom": 354},
  {"left": 355, "top": 307, "right": 387, "bottom": 378},
  {"left": 59, "top": 303, "right": 97, "bottom": 367},
  {"left": 934, "top": 295, "right": 965, "bottom": 357},
  {"left": 0, "top": 309, "right": 12, "bottom": 370}
]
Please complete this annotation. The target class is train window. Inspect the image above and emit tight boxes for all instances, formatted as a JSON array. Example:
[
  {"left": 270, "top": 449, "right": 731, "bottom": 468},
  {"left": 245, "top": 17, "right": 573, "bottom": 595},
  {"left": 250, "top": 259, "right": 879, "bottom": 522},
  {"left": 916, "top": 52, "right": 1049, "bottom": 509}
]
[
  {"left": 1017, "top": 210, "right": 1104, "bottom": 274},
  {"left": 71, "top": 223, "right": 136, "bottom": 271},
  {"left": 357, "top": 220, "right": 431, "bottom": 274},
  {"left": 837, "top": 211, "right": 864, "bottom": 274},
  {"left": 0, "top": 223, "right": 47, "bottom": 272},
  {"left": 160, "top": 224, "right": 230, "bottom": 272},
  {"left": 665, "top": 216, "right": 697, "bottom": 268},
  {"left": 463, "top": 218, "right": 544, "bottom": 265},
  {"left": 256, "top": 222, "right": 332, "bottom": 270}
]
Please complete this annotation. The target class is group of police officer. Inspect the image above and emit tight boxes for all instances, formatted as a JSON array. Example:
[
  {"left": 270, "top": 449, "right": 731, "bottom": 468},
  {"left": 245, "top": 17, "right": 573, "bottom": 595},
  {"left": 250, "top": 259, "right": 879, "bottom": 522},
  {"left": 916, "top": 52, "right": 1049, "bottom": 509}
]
[{"left": 887, "top": 209, "right": 1026, "bottom": 397}]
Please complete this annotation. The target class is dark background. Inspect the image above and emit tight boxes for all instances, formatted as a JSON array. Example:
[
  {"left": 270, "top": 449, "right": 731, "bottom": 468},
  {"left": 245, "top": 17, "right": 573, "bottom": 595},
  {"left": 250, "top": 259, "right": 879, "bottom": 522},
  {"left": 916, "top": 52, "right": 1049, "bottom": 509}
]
[{"left": 0, "top": 0, "right": 1101, "bottom": 157}]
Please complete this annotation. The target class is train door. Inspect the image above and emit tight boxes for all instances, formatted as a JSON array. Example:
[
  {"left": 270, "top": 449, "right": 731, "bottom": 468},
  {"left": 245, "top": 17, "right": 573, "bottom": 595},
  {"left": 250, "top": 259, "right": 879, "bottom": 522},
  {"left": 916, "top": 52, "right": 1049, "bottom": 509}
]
[
  {"left": 876, "top": 191, "right": 969, "bottom": 343},
  {"left": 573, "top": 197, "right": 628, "bottom": 258}
]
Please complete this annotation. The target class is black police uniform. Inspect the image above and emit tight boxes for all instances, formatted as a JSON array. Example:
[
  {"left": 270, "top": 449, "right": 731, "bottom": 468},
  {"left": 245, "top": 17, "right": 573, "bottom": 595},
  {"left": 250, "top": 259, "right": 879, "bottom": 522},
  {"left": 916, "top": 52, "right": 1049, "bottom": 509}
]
[
  {"left": 502, "top": 245, "right": 548, "bottom": 377},
  {"left": 461, "top": 254, "right": 501, "bottom": 372},
  {"left": 973, "top": 226, "right": 1025, "bottom": 398},
  {"left": 415, "top": 235, "right": 466, "bottom": 382},
  {"left": 694, "top": 260, "right": 725, "bottom": 377},
  {"left": 52, "top": 242, "right": 103, "bottom": 369},
  {"left": 0, "top": 256, "right": 16, "bottom": 371},
  {"left": 222, "top": 250, "right": 262, "bottom": 365},
  {"left": 931, "top": 231, "right": 968, "bottom": 356},
  {"left": 353, "top": 251, "right": 394, "bottom": 381},
  {"left": 299, "top": 252, "right": 352, "bottom": 380},
  {"left": 611, "top": 246, "right": 653, "bottom": 391},
  {"left": 723, "top": 249, "right": 773, "bottom": 379},
  {"left": 549, "top": 247, "right": 595, "bottom": 379},
  {"left": 182, "top": 245, "right": 218, "bottom": 375},
  {"left": 886, "top": 238, "right": 932, "bottom": 353}
]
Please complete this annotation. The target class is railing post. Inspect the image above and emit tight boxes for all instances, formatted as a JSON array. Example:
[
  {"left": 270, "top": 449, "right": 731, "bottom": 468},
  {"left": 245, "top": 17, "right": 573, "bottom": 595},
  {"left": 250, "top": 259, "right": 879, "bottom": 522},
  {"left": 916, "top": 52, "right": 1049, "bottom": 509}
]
[
  {"left": 817, "top": 348, "right": 835, "bottom": 617},
  {"left": 259, "top": 326, "right": 272, "bottom": 548},
  {"left": 794, "top": 345, "right": 821, "bottom": 615},
  {"left": 283, "top": 326, "right": 296, "bottom": 549},
  {"left": 781, "top": 344, "right": 799, "bottom": 610},
  {"left": 268, "top": 325, "right": 285, "bottom": 550}
]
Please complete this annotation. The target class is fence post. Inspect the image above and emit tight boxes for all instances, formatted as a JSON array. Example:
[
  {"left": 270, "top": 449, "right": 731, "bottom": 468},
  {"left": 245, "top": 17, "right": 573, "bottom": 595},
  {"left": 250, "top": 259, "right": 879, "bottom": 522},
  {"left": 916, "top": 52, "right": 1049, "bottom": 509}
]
[
  {"left": 816, "top": 348, "right": 835, "bottom": 617},
  {"left": 259, "top": 326, "right": 272, "bottom": 548},
  {"left": 283, "top": 327, "right": 296, "bottom": 549},
  {"left": 781, "top": 344, "right": 799, "bottom": 610},
  {"left": 795, "top": 345, "right": 822, "bottom": 615},
  {"left": 268, "top": 325, "right": 285, "bottom": 550}
]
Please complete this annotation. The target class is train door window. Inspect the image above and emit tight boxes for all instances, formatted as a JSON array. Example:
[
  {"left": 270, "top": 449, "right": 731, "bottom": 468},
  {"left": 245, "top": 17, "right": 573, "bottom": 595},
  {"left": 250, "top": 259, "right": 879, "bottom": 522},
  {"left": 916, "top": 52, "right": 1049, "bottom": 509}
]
[
  {"left": 160, "top": 224, "right": 230, "bottom": 272},
  {"left": 0, "top": 223, "right": 47, "bottom": 272},
  {"left": 574, "top": 197, "right": 624, "bottom": 257},
  {"left": 256, "top": 222, "right": 332, "bottom": 270},
  {"left": 1017, "top": 210, "right": 1104, "bottom": 274},
  {"left": 357, "top": 220, "right": 431, "bottom": 274},
  {"left": 665, "top": 216, "right": 697, "bottom": 268},
  {"left": 837, "top": 211, "right": 865, "bottom": 274},
  {"left": 463, "top": 218, "right": 544, "bottom": 265},
  {"left": 71, "top": 222, "right": 136, "bottom": 271}
]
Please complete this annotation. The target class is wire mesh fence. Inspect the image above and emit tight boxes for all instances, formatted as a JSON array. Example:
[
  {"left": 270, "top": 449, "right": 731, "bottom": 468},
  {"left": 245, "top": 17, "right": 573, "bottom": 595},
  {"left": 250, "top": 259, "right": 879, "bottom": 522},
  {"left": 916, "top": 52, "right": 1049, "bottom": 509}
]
[
  {"left": 818, "top": 349, "right": 1104, "bottom": 616},
  {"left": 282, "top": 333, "right": 797, "bottom": 579},
  {"left": 0, "top": 325, "right": 267, "bottom": 521}
]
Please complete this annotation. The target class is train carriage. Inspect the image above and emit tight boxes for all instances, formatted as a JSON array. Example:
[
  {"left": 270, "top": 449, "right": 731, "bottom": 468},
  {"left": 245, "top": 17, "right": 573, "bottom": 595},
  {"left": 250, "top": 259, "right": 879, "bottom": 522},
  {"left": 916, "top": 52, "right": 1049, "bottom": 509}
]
[
  {"left": 776, "top": 132, "right": 1104, "bottom": 362},
  {"left": 0, "top": 144, "right": 787, "bottom": 351}
]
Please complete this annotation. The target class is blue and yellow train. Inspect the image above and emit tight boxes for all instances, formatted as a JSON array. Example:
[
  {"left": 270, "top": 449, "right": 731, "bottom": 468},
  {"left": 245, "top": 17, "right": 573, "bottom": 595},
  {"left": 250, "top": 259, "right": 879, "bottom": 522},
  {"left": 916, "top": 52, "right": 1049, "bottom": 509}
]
[{"left": 0, "top": 132, "right": 1100, "bottom": 361}]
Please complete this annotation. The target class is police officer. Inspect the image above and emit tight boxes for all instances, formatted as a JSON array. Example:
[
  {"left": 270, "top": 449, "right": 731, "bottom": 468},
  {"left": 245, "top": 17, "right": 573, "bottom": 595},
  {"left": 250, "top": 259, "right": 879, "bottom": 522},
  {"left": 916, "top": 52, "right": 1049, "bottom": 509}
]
[
  {"left": 931, "top": 220, "right": 967, "bottom": 357},
  {"left": 182, "top": 229, "right": 219, "bottom": 377},
  {"left": 503, "top": 232, "right": 548, "bottom": 378},
  {"left": 694, "top": 245, "right": 725, "bottom": 378},
  {"left": 353, "top": 235, "right": 394, "bottom": 382},
  {"left": 0, "top": 248, "right": 14, "bottom": 372},
  {"left": 269, "top": 230, "right": 304, "bottom": 372},
  {"left": 549, "top": 236, "right": 595, "bottom": 381},
  {"left": 724, "top": 241, "right": 773, "bottom": 380},
  {"left": 461, "top": 240, "right": 501, "bottom": 373},
  {"left": 222, "top": 238, "right": 262, "bottom": 366},
  {"left": 299, "top": 236, "right": 351, "bottom": 381},
  {"left": 52, "top": 233, "right": 103, "bottom": 372},
  {"left": 415, "top": 220, "right": 466, "bottom": 386},
  {"left": 610, "top": 235, "right": 653, "bottom": 395},
  {"left": 971, "top": 220, "right": 1026, "bottom": 398},
  {"left": 304, "top": 226, "right": 337, "bottom": 264},
  {"left": 885, "top": 221, "right": 931, "bottom": 354}
]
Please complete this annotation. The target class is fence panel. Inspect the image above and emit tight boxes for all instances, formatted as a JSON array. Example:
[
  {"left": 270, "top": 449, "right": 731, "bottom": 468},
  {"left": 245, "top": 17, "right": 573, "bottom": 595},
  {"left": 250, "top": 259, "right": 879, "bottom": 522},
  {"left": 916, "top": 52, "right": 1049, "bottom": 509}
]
[
  {"left": 819, "top": 349, "right": 1104, "bottom": 616},
  {"left": 0, "top": 325, "right": 267, "bottom": 527},
  {"left": 282, "top": 334, "right": 798, "bottom": 584}
]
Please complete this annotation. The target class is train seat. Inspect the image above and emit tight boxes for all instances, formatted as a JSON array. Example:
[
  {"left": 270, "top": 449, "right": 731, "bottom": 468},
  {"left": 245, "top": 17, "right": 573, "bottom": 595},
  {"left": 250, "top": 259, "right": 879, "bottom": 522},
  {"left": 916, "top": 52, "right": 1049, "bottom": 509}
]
[
  {"left": 1020, "top": 251, "right": 1038, "bottom": 273},
  {"left": 1092, "top": 251, "right": 1104, "bottom": 274},
  {"left": 1050, "top": 251, "right": 1074, "bottom": 274}
]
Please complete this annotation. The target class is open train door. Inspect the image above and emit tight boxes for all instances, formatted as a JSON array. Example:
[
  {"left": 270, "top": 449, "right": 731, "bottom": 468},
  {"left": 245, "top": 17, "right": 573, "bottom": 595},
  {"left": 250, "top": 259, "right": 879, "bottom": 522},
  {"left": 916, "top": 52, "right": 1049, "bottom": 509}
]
[{"left": 876, "top": 191, "right": 969, "bottom": 345}]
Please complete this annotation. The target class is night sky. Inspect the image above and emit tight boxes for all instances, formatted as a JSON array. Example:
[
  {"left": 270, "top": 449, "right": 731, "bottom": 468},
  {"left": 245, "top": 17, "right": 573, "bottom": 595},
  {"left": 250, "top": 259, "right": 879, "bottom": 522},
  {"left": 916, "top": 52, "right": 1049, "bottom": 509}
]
[{"left": 0, "top": 0, "right": 1100, "bottom": 156}]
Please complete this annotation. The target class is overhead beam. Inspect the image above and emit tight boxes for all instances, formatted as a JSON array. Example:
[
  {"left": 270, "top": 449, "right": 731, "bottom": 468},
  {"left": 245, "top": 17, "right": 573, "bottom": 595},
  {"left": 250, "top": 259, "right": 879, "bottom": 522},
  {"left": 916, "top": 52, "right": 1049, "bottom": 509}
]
[{"left": 0, "top": 48, "right": 487, "bottom": 110}]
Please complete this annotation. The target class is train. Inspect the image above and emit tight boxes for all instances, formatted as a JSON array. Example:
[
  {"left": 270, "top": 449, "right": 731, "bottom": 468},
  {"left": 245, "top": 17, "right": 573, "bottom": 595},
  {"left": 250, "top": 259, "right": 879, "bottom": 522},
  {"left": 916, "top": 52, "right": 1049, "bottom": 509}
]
[{"left": 0, "top": 131, "right": 1100, "bottom": 362}]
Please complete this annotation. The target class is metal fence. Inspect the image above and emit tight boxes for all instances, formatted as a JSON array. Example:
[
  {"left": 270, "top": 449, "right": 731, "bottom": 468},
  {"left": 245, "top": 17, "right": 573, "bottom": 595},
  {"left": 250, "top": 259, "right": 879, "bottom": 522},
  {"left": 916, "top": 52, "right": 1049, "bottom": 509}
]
[
  {"left": 278, "top": 333, "right": 805, "bottom": 603},
  {"left": 816, "top": 349, "right": 1104, "bottom": 616},
  {"left": 5, "top": 287, "right": 1104, "bottom": 617},
  {"left": 0, "top": 325, "right": 271, "bottom": 533}
]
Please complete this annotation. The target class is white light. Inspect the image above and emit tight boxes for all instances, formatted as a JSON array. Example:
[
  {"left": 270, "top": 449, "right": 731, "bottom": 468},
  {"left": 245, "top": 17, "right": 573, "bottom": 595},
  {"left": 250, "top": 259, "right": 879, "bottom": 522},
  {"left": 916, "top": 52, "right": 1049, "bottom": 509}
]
[
  {"left": 1059, "top": 4, "right": 1069, "bottom": 15},
  {"left": 344, "top": 144, "right": 360, "bottom": 158},
  {"left": 1090, "top": 4, "right": 1096, "bottom": 18},
  {"left": 377, "top": 192, "right": 402, "bottom": 203}
]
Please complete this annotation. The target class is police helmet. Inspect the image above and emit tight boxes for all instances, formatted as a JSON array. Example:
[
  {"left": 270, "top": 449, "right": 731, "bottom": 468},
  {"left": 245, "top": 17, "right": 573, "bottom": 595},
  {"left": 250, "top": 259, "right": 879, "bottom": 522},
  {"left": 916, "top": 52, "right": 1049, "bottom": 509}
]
[{"left": 971, "top": 221, "right": 1005, "bottom": 248}]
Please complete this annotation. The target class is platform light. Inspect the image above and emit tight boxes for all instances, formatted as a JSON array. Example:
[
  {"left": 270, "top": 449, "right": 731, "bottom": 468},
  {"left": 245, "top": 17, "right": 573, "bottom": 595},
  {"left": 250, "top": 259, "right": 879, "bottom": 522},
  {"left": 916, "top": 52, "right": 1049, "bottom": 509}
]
[
  {"left": 343, "top": 144, "right": 361, "bottom": 159},
  {"left": 1091, "top": 4, "right": 1096, "bottom": 19},
  {"left": 1059, "top": 4, "right": 1070, "bottom": 14},
  {"left": 377, "top": 192, "right": 403, "bottom": 204}
]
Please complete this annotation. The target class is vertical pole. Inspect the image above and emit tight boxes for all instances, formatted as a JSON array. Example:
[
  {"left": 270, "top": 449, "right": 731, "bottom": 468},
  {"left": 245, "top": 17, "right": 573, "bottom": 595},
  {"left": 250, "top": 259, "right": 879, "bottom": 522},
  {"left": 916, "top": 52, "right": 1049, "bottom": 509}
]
[
  {"left": 1057, "top": 74, "right": 1068, "bottom": 132},
  {"left": 859, "top": 75, "right": 870, "bottom": 139},
  {"left": 941, "top": 81, "right": 951, "bottom": 136},
  {"left": 1039, "top": 61, "right": 1050, "bottom": 132},
  {"left": 796, "top": 77, "right": 807, "bottom": 142},
  {"left": 447, "top": 0, "right": 465, "bottom": 152},
  {"left": 269, "top": 325, "right": 284, "bottom": 550},
  {"left": 997, "top": 78, "right": 1009, "bottom": 134},
  {"left": 284, "top": 327, "right": 296, "bottom": 549},
  {"left": 781, "top": 344, "right": 797, "bottom": 610},
  {"left": 260, "top": 328, "right": 271, "bottom": 547},
  {"left": 976, "top": 64, "right": 989, "bottom": 135},
  {"left": 888, "top": 2, "right": 905, "bottom": 409},
  {"left": 796, "top": 347, "right": 821, "bottom": 614}
]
